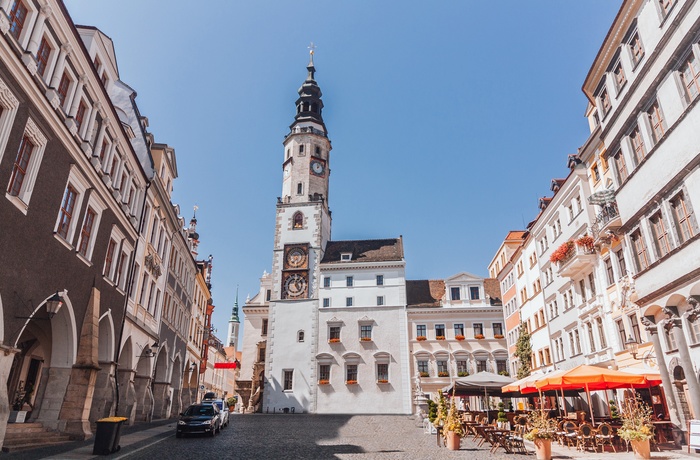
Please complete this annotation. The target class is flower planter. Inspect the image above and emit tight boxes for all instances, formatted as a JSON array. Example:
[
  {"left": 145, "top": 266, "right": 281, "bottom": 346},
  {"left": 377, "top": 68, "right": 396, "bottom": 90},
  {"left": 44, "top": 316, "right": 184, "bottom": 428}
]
[
  {"left": 377, "top": 379, "right": 388, "bottom": 384},
  {"left": 436, "top": 336, "right": 445, "bottom": 340},
  {"left": 438, "top": 372, "right": 449, "bottom": 377},
  {"left": 455, "top": 335, "right": 465, "bottom": 341},
  {"left": 630, "top": 439, "right": 651, "bottom": 460},
  {"left": 329, "top": 338, "right": 340, "bottom": 343},
  {"left": 318, "top": 380, "right": 330, "bottom": 385},
  {"left": 416, "top": 336, "right": 427, "bottom": 341},
  {"left": 474, "top": 334, "right": 485, "bottom": 340},
  {"left": 346, "top": 380, "right": 357, "bottom": 385},
  {"left": 533, "top": 438, "right": 552, "bottom": 460},
  {"left": 419, "top": 372, "right": 429, "bottom": 377},
  {"left": 494, "top": 334, "right": 504, "bottom": 339},
  {"left": 445, "top": 430, "right": 460, "bottom": 450}
]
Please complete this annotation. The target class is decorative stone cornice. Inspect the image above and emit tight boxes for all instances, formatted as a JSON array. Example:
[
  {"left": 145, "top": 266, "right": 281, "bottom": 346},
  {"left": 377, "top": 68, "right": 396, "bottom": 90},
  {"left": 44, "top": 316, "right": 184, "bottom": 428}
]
[
  {"left": 640, "top": 316, "right": 657, "bottom": 334},
  {"left": 61, "top": 43, "right": 73, "bottom": 55}
]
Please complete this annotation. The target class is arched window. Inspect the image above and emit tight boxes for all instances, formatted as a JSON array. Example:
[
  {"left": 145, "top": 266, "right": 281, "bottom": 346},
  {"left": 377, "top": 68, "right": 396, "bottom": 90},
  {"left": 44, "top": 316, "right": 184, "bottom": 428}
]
[
  {"left": 298, "top": 330, "right": 305, "bottom": 342},
  {"left": 293, "top": 212, "right": 303, "bottom": 229}
]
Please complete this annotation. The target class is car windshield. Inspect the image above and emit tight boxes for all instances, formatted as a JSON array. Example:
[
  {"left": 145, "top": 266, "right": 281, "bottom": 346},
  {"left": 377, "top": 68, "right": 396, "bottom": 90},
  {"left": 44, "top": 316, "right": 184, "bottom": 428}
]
[{"left": 184, "top": 405, "right": 215, "bottom": 416}]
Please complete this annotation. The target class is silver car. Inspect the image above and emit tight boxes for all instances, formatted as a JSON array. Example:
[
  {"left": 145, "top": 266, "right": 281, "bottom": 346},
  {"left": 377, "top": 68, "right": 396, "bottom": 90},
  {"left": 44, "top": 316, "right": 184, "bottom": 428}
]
[{"left": 202, "top": 399, "right": 229, "bottom": 428}]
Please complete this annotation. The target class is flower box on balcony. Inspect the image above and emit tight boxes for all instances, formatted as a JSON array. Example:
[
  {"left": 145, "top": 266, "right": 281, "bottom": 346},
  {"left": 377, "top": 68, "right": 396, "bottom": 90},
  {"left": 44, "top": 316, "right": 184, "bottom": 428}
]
[
  {"left": 329, "top": 338, "right": 340, "bottom": 343},
  {"left": 416, "top": 336, "right": 427, "bottom": 341},
  {"left": 346, "top": 380, "right": 358, "bottom": 385},
  {"left": 377, "top": 379, "right": 389, "bottom": 384},
  {"left": 494, "top": 334, "right": 504, "bottom": 339},
  {"left": 318, "top": 379, "right": 330, "bottom": 385},
  {"left": 419, "top": 372, "right": 429, "bottom": 377},
  {"left": 575, "top": 235, "right": 594, "bottom": 251},
  {"left": 436, "top": 336, "right": 446, "bottom": 341},
  {"left": 474, "top": 334, "right": 485, "bottom": 339},
  {"left": 457, "top": 371, "right": 469, "bottom": 377},
  {"left": 550, "top": 241, "right": 574, "bottom": 263},
  {"left": 360, "top": 337, "right": 372, "bottom": 342},
  {"left": 438, "top": 372, "right": 449, "bottom": 377},
  {"left": 455, "top": 335, "right": 465, "bottom": 341}
]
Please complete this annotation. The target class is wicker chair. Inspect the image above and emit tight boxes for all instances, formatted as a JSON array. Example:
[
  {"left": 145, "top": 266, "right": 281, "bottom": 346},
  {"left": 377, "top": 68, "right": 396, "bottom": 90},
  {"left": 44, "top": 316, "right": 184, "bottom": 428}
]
[
  {"left": 554, "top": 420, "right": 567, "bottom": 445},
  {"left": 562, "top": 421, "right": 578, "bottom": 449},
  {"left": 595, "top": 423, "right": 616, "bottom": 452},
  {"left": 576, "top": 423, "right": 597, "bottom": 452}
]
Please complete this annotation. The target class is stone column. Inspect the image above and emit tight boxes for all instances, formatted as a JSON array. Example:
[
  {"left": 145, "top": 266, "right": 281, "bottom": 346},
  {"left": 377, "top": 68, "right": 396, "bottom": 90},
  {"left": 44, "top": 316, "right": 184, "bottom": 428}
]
[
  {"left": 663, "top": 308, "right": 700, "bottom": 419},
  {"left": 0, "top": 344, "right": 20, "bottom": 451},
  {"left": 58, "top": 287, "right": 101, "bottom": 439},
  {"left": 48, "top": 44, "right": 71, "bottom": 88},
  {"left": 641, "top": 316, "right": 683, "bottom": 444},
  {"left": 133, "top": 375, "right": 153, "bottom": 422},
  {"left": 151, "top": 381, "right": 170, "bottom": 419},
  {"left": 64, "top": 75, "right": 86, "bottom": 136},
  {"left": 89, "top": 361, "right": 116, "bottom": 421},
  {"left": 116, "top": 368, "right": 136, "bottom": 424},
  {"left": 21, "top": 5, "right": 51, "bottom": 75}
]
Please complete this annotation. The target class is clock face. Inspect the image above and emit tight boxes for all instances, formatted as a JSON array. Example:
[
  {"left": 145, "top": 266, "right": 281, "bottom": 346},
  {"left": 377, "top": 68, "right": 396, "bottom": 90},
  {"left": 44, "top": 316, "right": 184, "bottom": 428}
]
[
  {"left": 310, "top": 160, "right": 325, "bottom": 176},
  {"left": 286, "top": 247, "right": 307, "bottom": 268},
  {"left": 284, "top": 273, "right": 307, "bottom": 298}
]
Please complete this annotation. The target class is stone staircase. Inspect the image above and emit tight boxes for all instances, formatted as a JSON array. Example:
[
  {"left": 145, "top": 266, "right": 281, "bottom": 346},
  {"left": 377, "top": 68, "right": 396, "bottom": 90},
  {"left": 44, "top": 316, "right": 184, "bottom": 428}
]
[{"left": 2, "top": 422, "right": 73, "bottom": 452}]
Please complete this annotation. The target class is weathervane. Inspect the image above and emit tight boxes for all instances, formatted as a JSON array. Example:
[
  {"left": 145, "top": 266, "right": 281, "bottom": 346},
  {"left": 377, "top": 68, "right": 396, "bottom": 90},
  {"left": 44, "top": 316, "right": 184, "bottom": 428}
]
[{"left": 308, "top": 42, "right": 316, "bottom": 65}]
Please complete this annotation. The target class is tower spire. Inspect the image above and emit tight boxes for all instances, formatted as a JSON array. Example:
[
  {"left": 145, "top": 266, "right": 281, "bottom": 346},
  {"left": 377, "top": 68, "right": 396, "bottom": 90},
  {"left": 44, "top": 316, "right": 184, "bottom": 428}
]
[
  {"left": 291, "top": 43, "right": 326, "bottom": 134},
  {"left": 230, "top": 286, "right": 240, "bottom": 323}
]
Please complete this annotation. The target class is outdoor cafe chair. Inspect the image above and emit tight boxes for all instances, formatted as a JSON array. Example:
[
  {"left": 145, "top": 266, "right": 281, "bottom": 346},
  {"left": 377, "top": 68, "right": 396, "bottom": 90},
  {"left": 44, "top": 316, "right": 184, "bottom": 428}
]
[
  {"left": 576, "top": 423, "right": 597, "bottom": 452},
  {"left": 562, "top": 420, "right": 578, "bottom": 449},
  {"left": 595, "top": 423, "right": 616, "bottom": 453},
  {"left": 554, "top": 420, "right": 567, "bottom": 445},
  {"left": 506, "top": 423, "right": 528, "bottom": 455}
]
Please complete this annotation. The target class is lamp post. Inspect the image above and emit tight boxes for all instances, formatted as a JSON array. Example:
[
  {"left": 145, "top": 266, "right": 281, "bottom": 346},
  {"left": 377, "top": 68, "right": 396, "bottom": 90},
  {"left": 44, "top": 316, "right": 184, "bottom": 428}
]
[
  {"left": 625, "top": 335, "right": 639, "bottom": 360},
  {"left": 45, "top": 292, "right": 63, "bottom": 319}
]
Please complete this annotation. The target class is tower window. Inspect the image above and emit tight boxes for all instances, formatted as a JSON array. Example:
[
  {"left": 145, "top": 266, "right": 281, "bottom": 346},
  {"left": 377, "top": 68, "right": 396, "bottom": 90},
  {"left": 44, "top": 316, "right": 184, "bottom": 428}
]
[
  {"left": 293, "top": 212, "right": 303, "bottom": 229},
  {"left": 315, "top": 146, "right": 321, "bottom": 156},
  {"left": 297, "top": 183, "right": 303, "bottom": 195},
  {"left": 299, "top": 144, "right": 304, "bottom": 154}
]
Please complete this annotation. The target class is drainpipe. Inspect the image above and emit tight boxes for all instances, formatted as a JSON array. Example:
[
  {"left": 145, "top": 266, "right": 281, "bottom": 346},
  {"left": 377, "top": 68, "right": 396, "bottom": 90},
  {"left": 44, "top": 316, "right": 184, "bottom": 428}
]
[{"left": 114, "top": 181, "right": 152, "bottom": 416}]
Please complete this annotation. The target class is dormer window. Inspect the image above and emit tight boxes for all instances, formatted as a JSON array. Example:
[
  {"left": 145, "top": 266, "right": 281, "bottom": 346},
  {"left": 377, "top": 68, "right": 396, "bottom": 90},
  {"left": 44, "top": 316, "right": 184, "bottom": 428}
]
[{"left": 340, "top": 253, "right": 352, "bottom": 261}]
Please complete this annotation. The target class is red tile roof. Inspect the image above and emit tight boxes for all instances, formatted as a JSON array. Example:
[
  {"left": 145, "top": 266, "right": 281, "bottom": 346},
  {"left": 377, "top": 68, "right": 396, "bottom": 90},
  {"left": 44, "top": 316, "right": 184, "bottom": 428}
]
[
  {"left": 321, "top": 238, "right": 404, "bottom": 264},
  {"left": 406, "top": 280, "right": 445, "bottom": 307}
]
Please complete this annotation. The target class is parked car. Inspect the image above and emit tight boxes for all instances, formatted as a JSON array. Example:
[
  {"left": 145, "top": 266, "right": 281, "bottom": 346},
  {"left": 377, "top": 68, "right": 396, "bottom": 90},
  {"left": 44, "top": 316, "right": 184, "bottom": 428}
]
[
  {"left": 176, "top": 404, "right": 220, "bottom": 438},
  {"left": 202, "top": 398, "right": 229, "bottom": 428}
]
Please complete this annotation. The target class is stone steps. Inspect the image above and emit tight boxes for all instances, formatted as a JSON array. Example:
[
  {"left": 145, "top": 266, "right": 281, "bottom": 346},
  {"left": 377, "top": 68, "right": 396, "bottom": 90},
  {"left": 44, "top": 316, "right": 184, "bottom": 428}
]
[{"left": 2, "top": 422, "right": 74, "bottom": 453}]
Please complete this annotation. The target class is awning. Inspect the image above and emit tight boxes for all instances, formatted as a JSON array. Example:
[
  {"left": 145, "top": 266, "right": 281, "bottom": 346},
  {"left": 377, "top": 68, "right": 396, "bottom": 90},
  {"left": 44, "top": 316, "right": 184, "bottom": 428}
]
[{"left": 587, "top": 188, "right": 616, "bottom": 205}]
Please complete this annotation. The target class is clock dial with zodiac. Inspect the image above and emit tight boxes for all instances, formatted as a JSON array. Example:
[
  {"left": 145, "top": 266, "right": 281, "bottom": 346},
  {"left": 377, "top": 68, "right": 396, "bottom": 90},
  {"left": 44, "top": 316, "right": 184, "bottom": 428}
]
[
  {"left": 284, "top": 273, "right": 307, "bottom": 298},
  {"left": 310, "top": 159, "right": 325, "bottom": 177},
  {"left": 286, "top": 246, "right": 308, "bottom": 268}
]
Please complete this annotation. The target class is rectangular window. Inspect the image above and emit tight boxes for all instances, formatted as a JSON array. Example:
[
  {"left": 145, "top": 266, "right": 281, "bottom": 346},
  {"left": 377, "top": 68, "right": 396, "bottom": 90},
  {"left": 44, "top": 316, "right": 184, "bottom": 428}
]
[
  {"left": 470, "top": 286, "right": 480, "bottom": 300},
  {"left": 323, "top": 276, "right": 330, "bottom": 288},
  {"left": 660, "top": 0, "right": 676, "bottom": 16},
  {"left": 416, "top": 324, "right": 426, "bottom": 338},
  {"left": 346, "top": 276, "right": 353, "bottom": 287},
  {"left": 437, "top": 360, "right": 448, "bottom": 376},
  {"left": 473, "top": 323, "right": 483, "bottom": 337},
  {"left": 629, "top": 314, "right": 642, "bottom": 344},
  {"left": 114, "top": 250, "right": 127, "bottom": 288},
  {"left": 435, "top": 324, "right": 445, "bottom": 338},
  {"left": 266, "top": 289, "right": 271, "bottom": 301},
  {"left": 262, "top": 318, "right": 268, "bottom": 336},
  {"left": 296, "top": 182, "right": 302, "bottom": 195},
  {"left": 579, "top": 279, "right": 587, "bottom": 302},
  {"left": 680, "top": 51, "right": 700, "bottom": 102},
  {"left": 616, "top": 249, "right": 627, "bottom": 277},
  {"left": 417, "top": 360, "right": 429, "bottom": 375},
  {"left": 360, "top": 325, "right": 372, "bottom": 340},
  {"left": 258, "top": 347, "right": 266, "bottom": 362},
  {"left": 690, "top": 319, "right": 700, "bottom": 344},
  {"left": 98, "top": 139, "right": 109, "bottom": 162},
  {"left": 599, "top": 87, "right": 611, "bottom": 116},
  {"left": 346, "top": 364, "right": 357, "bottom": 383},
  {"left": 345, "top": 297, "right": 353, "bottom": 307},
  {"left": 597, "top": 317, "right": 607, "bottom": 349},
  {"left": 450, "top": 287, "right": 460, "bottom": 300},
  {"left": 476, "top": 360, "right": 487, "bottom": 373},
  {"left": 77, "top": 207, "right": 97, "bottom": 257},
  {"left": 377, "top": 363, "right": 388, "bottom": 382},
  {"left": 631, "top": 229, "right": 649, "bottom": 271},
  {"left": 493, "top": 323, "right": 503, "bottom": 336},
  {"left": 329, "top": 326, "right": 340, "bottom": 341},
  {"left": 376, "top": 296, "right": 384, "bottom": 306},
  {"left": 36, "top": 37, "right": 52, "bottom": 77},
  {"left": 75, "top": 101, "right": 87, "bottom": 133},
  {"left": 614, "top": 61, "right": 626, "bottom": 91},
  {"left": 322, "top": 298, "right": 330, "bottom": 308},
  {"left": 319, "top": 364, "right": 330, "bottom": 382},
  {"left": 630, "top": 32, "right": 644, "bottom": 66},
  {"left": 457, "top": 360, "right": 468, "bottom": 375},
  {"left": 614, "top": 150, "right": 628, "bottom": 183},
  {"left": 376, "top": 274, "right": 384, "bottom": 286},
  {"left": 588, "top": 272, "right": 597, "bottom": 296},
  {"left": 283, "top": 370, "right": 293, "bottom": 391},
  {"left": 138, "top": 273, "right": 149, "bottom": 306},
  {"left": 9, "top": 1, "right": 28, "bottom": 40},
  {"left": 7, "top": 135, "right": 34, "bottom": 197},
  {"left": 650, "top": 212, "right": 672, "bottom": 258},
  {"left": 56, "top": 185, "right": 78, "bottom": 240},
  {"left": 454, "top": 323, "right": 464, "bottom": 336},
  {"left": 104, "top": 238, "right": 117, "bottom": 277},
  {"left": 57, "top": 72, "right": 71, "bottom": 108},
  {"left": 670, "top": 192, "right": 695, "bottom": 243},
  {"left": 617, "top": 319, "right": 627, "bottom": 348},
  {"left": 647, "top": 101, "right": 665, "bottom": 144},
  {"left": 630, "top": 127, "right": 646, "bottom": 165}
]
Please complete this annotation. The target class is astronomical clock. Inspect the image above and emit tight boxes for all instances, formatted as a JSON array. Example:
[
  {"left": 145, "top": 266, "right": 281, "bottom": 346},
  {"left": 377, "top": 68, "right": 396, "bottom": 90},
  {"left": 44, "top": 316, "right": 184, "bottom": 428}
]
[{"left": 282, "top": 244, "right": 309, "bottom": 299}]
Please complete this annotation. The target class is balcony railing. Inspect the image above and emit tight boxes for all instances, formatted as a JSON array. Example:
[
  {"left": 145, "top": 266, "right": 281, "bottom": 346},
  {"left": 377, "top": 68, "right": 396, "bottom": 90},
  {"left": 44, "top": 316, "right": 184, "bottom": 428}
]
[
  {"left": 591, "top": 202, "right": 621, "bottom": 241},
  {"left": 555, "top": 244, "right": 596, "bottom": 278},
  {"left": 284, "top": 126, "right": 327, "bottom": 139}
]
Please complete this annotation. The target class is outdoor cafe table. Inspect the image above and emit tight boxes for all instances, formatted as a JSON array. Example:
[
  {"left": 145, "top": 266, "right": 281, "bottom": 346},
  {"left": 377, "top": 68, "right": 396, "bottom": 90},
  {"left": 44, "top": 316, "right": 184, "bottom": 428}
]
[{"left": 486, "top": 428, "right": 512, "bottom": 453}]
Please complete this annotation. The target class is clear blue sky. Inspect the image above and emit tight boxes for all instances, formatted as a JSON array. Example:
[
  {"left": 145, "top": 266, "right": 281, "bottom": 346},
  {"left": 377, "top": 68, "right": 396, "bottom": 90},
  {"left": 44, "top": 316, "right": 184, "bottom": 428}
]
[{"left": 63, "top": 1, "right": 621, "bottom": 338}]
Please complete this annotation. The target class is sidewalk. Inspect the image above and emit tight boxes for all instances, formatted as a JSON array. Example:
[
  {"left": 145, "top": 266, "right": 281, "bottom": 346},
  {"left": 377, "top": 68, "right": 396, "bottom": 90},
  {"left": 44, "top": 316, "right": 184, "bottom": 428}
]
[
  {"left": 1, "top": 419, "right": 176, "bottom": 460},
  {"left": 531, "top": 439, "right": 700, "bottom": 460}
]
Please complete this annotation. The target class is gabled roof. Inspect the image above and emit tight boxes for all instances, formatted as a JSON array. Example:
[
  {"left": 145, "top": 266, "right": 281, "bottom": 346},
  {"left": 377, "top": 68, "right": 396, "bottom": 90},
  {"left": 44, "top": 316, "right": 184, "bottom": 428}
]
[
  {"left": 445, "top": 272, "right": 483, "bottom": 283},
  {"left": 406, "top": 280, "right": 445, "bottom": 308},
  {"left": 321, "top": 238, "right": 403, "bottom": 264}
]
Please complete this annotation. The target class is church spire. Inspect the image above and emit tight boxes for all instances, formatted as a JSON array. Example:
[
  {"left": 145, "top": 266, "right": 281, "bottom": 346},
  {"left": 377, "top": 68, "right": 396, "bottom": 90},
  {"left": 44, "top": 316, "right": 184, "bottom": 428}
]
[
  {"left": 230, "top": 287, "right": 240, "bottom": 323},
  {"left": 291, "top": 43, "right": 326, "bottom": 134}
]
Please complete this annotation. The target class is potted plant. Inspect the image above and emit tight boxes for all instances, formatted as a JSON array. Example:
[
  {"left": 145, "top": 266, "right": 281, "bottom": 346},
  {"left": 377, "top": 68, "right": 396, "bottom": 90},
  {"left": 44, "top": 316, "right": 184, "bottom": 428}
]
[
  {"left": 575, "top": 234, "right": 594, "bottom": 251},
  {"left": 499, "top": 370, "right": 510, "bottom": 377},
  {"left": 442, "top": 393, "right": 464, "bottom": 450},
  {"left": 457, "top": 371, "right": 469, "bottom": 377},
  {"left": 609, "top": 399, "right": 620, "bottom": 420},
  {"left": 433, "top": 392, "right": 448, "bottom": 428},
  {"left": 524, "top": 409, "right": 557, "bottom": 460},
  {"left": 455, "top": 334, "right": 465, "bottom": 341},
  {"left": 427, "top": 399, "right": 438, "bottom": 424},
  {"left": 550, "top": 241, "right": 574, "bottom": 264},
  {"left": 497, "top": 402, "right": 509, "bottom": 429},
  {"left": 438, "top": 371, "right": 449, "bottom": 377},
  {"left": 617, "top": 395, "right": 654, "bottom": 459},
  {"left": 416, "top": 336, "right": 427, "bottom": 341},
  {"left": 226, "top": 395, "right": 237, "bottom": 411},
  {"left": 419, "top": 371, "right": 429, "bottom": 377}
]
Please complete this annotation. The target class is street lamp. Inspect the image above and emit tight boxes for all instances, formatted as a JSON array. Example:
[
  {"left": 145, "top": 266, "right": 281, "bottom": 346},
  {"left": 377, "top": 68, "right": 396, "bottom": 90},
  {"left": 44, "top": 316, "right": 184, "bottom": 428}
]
[
  {"left": 45, "top": 292, "right": 64, "bottom": 319},
  {"left": 625, "top": 335, "right": 639, "bottom": 360}
]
